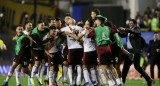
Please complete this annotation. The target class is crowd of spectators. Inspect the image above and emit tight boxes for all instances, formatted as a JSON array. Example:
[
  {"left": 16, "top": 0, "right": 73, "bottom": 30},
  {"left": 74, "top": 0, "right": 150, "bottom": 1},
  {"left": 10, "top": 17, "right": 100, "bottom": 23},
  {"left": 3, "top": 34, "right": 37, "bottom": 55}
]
[{"left": 135, "top": 3, "right": 160, "bottom": 31}]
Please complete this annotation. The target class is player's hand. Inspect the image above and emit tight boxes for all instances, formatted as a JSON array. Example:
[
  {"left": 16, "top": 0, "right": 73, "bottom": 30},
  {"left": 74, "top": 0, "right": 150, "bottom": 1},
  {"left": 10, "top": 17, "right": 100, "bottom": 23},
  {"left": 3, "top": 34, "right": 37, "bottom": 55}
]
[
  {"left": 156, "top": 49, "right": 160, "bottom": 52},
  {"left": 119, "top": 27, "right": 126, "bottom": 30},
  {"left": 49, "top": 54, "right": 54, "bottom": 58},
  {"left": 147, "top": 53, "right": 150, "bottom": 56},
  {"left": 65, "top": 31, "right": 70, "bottom": 35}
]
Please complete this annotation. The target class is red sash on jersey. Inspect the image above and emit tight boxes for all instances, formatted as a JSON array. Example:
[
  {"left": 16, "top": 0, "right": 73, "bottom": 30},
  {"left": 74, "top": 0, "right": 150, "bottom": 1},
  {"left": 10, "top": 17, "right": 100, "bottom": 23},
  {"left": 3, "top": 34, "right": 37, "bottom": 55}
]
[{"left": 69, "top": 26, "right": 73, "bottom": 33}]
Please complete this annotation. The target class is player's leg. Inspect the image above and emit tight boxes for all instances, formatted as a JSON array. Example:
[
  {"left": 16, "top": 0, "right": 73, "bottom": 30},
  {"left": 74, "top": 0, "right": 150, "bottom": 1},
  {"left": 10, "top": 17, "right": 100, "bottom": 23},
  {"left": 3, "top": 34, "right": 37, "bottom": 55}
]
[{"left": 16, "top": 64, "right": 22, "bottom": 86}]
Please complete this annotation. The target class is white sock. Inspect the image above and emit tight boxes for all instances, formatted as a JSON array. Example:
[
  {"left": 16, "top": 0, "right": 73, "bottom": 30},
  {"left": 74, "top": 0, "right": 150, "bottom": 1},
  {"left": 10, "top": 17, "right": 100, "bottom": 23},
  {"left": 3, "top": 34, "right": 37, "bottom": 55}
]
[
  {"left": 99, "top": 68, "right": 107, "bottom": 84},
  {"left": 31, "top": 64, "right": 38, "bottom": 78},
  {"left": 16, "top": 71, "right": 20, "bottom": 85},
  {"left": 49, "top": 71, "right": 53, "bottom": 86},
  {"left": 76, "top": 65, "right": 82, "bottom": 85},
  {"left": 6, "top": 72, "right": 12, "bottom": 82},
  {"left": 116, "top": 78, "right": 121, "bottom": 85},
  {"left": 28, "top": 76, "right": 31, "bottom": 85},
  {"left": 45, "top": 66, "right": 49, "bottom": 80},
  {"left": 90, "top": 68, "right": 97, "bottom": 83},
  {"left": 107, "top": 69, "right": 115, "bottom": 85},
  {"left": 96, "top": 69, "right": 102, "bottom": 84},
  {"left": 36, "top": 65, "right": 41, "bottom": 78},
  {"left": 108, "top": 80, "right": 114, "bottom": 86},
  {"left": 63, "top": 66, "right": 68, "bottom": 81},
  {"left": 68, "top": 65, "right": 73, "bottom": 83},
  {"left": 83, "top": 68, "right": 91, "bottom": 84},
  {"left": 40, "top": 64, "right": 45, "bottom": 78}
]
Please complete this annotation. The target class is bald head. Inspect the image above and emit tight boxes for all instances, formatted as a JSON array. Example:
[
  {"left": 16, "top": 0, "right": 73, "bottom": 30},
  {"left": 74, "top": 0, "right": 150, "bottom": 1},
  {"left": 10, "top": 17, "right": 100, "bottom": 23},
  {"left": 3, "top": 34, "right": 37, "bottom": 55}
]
[{"left": 68, "top": 18, "right": 76, "bottom": 25}]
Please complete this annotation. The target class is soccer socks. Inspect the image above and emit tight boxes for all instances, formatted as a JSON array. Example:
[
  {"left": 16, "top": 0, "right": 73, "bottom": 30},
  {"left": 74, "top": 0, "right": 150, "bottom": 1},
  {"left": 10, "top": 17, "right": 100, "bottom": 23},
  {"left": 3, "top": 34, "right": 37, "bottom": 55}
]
[
  {"left": 83, "top": 68, "right": 92, "bottom": 85},
  {"left": 116, "top": 78, "right": 121, "bottom": 85},
  {"left": 6, "top": 72, "right": 13, "bottom": 82},
  {"left": 68, "top": 65, "right": 73, "bottom": 84},
  {"left": 40, "top": 64, "right": 45, "bottom": 78},
  {"left": 49, "top": 71, "right": 54, "bottom": 86},
  {"left": 99, "top": 68, "right": 107, "bottom": 85},
  {"left": 90, "top": 68, "right": 98, "bottom": 84},
  {"left": 45, "top": 66, "right": 49, "bottom": 80},
  {"left": 63, "top": 66, "right": 68, "bottom": 81},
  {"left": 31, "top": 64, "right": 38, "bottom": 78},
  {"left": 76, "top": 65, "right": 82, "bottom": 85},
  {"left": 16, "top": 71, "right": 20, "bottom": 85}
]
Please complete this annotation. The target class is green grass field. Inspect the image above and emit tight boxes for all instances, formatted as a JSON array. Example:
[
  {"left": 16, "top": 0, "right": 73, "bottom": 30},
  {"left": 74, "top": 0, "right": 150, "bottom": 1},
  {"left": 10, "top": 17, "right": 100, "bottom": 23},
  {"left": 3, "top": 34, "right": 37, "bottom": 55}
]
[{"left": 0, "top": 75, "right": 159, "bottom": 86}]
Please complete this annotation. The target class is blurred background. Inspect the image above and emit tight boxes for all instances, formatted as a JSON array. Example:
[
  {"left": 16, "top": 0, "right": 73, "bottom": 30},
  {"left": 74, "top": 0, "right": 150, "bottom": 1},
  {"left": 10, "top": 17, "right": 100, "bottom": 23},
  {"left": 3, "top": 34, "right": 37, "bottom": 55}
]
[{"left": 0, "top": 0, "right": 159, "bottom": 78}]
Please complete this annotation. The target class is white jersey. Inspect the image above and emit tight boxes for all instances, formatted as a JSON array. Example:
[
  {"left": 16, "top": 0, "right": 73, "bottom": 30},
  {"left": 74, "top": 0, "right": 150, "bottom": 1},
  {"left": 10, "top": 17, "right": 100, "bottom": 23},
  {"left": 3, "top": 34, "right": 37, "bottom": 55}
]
[
  {"left": 43, "top": 33, "right": 62, "bottom": 53},
  {"left": 81, "top": 29, "right": 96, "bottom": 52},
  {"left": 61, "top": 26, "right": 83, "bottom": 49}
]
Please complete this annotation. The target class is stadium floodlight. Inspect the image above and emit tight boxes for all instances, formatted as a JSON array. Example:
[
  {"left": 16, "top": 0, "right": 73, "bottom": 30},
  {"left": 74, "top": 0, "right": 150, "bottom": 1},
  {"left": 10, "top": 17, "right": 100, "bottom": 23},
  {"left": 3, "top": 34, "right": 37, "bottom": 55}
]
[
  {"left": 21, "top": 0, "right": 25, "bottom": 4},
  {"left": 0, "top": 13, "right": 3, "bottom": 18},
  {"left": 25, "top": 14, "right": 28, "bottom": 18}
]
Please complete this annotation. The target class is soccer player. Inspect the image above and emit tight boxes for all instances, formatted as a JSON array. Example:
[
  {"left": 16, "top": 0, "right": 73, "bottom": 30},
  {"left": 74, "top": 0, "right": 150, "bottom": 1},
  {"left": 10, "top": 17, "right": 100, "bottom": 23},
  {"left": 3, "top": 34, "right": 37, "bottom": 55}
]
[
  {"left": 30, "top": 20, "right": 52, "bottom": 85},
  {"left": 87, "top": 16, "right": 121, "bottom": 86},
  {"left": 1, "top": 25, "right": 31, "bottom": 86},
  {"left": 61, "top": 18, "right": 83, "bottom": 86},
  {"left": 66, "top": 19, "right": 98, "bottom": 86}
]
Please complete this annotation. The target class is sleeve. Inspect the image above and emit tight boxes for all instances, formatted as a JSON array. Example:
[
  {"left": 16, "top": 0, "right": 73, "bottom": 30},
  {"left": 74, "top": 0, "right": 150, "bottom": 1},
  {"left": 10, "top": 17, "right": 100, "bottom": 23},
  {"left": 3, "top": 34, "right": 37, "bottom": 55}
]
[
  {"left": 109, "top": 27, "right": 117, "bottom": 34},
  {"left": 32, "top": 33, "right": 51, "bottom": 45},
  {"left": 81, "top": 29, "right": 87, "bottom": 35},
  {"left": 17, "top": 38, "right": 30, "bottom": 58},
  {"left": 87, "top": 29, "right": 95, "bottom": 38},
  {"left": 148, "top": 40, "right": 151, "bottom": 53},
  {"left": 125, "top": 27, "right": 141, "bottom": 35}
]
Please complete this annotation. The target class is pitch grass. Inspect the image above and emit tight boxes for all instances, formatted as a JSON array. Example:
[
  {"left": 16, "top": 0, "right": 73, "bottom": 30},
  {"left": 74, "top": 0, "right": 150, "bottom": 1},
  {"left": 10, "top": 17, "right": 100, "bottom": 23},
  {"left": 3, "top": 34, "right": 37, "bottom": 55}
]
[{"left": 0, "top": 75, "right": 159, "bottom": 86}]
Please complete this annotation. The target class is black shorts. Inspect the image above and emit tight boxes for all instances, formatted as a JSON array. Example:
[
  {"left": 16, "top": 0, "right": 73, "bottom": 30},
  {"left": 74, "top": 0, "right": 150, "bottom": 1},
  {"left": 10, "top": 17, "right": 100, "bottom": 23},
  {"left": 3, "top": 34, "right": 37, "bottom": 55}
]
[
  {"left": 48, "top": 51, "right": 65, "bottom": 66},
  {"left": 98, "top": 53, "right": 112, "bottom": 65},
  {"left": 32, "top": 50, "right": 45, "bottom": 61},
  {"left": 13, "top": 55, "right": 30, "bottom": 67},
  {"left": 111, "top": 44, "right": 123, "bottom": 64},
  {"left": 82, "top": 51, "right": 97, "bottom": 65},
  {"left": 68, "top": 48, "right": 83, "bottom": 65}
]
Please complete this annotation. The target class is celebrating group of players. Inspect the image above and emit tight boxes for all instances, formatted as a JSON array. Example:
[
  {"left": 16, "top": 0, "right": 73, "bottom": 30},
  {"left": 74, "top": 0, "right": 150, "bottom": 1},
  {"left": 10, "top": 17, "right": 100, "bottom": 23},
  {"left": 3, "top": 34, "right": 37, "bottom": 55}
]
[{"left": 1, "top": 8, "right": 139, "bottom": 86}]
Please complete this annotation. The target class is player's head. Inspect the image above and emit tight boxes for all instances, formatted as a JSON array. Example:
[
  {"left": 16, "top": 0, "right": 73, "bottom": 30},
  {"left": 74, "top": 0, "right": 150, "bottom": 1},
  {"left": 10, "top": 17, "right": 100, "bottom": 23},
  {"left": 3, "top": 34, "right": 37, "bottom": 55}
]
[
  {"left": 55, "top": 17, "right": 61, "bottom": 29},
  {"left": 84, "top": 20, "right": 90, "bottom": 28},
  {"left": 95, "top": 16, "right": 105, "bottom": 26},
  {"left": 25, "top": 20, "right": 32, "bottom": 31},
  {"left": 49, "top": 25, "right": 57, "bottom": 36},
  {"left": 91, "top": 8, "right": 100, "bottom": 19},
  {"left": 48, "top": 17, "right": 56, "bottom": 27},
  {"left": 68, "top": 18, "right": 76, "bottom": 25},
  {"left": 64, "top": 13, "right": 71, "bottom": 24},
  {"left": 129, "top": 19, "right": 137, "bottom": 29},
  {"left": 16, "top": 25, "right": 24, "bottom": 35},
  {"left": 37, "top": 20, "right": 45, "bottom": 32},
  {"left": 153, "top": 32, "right": 159, "bottom": 40},
  {"left": 76, "top": 20, "right": 83, "bottom": 27}
]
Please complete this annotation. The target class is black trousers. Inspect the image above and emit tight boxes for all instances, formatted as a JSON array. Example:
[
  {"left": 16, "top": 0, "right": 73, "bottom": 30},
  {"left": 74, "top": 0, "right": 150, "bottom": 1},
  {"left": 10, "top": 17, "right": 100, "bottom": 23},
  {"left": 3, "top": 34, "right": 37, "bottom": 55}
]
[
  {"left": 122, "top": 50, "right": 151, "bottom": 83},
  {"left": 150, "top": 57, "right": 160, "bottom": 79}
]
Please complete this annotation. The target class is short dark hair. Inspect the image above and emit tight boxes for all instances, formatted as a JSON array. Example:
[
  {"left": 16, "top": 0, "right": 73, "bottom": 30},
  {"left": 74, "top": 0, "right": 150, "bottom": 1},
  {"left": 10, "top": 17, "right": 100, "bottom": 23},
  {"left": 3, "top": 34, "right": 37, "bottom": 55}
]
[
  {"left": 17, "top": 24, "right": 23, "bottom": 27},
  {"left": 95, "top": 17, "right": 105, "bottom": 24},
  {"left": 25, "top": 20, "right": 32, "bottom": 25},
  {"left": 129, "top": 19, "right": 137, "bottom": 24},
  {"left": 76, "top": 20, "right": 83, "bottom": 24},
  {"left": 49, "top": 25, "right": 56, "bottom": 30},
  {"left": 55, "top": 17, "right": 61, "bottom": 21},
  {"left": 38, "top": 20, "right": 44, "bottom": 24},
  {"left": 88, "top": 18, "right": 94, "bottom": 27},
  {"left": 154, "top": 32, "right": 158, "bottom": 34},
  {"left": 48, "top": 17, "right": 55, "bottom": 23},
  {"left": 65, "top": 13, "right": 71, "bottom": 17},
  {"left": 92, "top": 8, "right": 100, "bottom": 15}
]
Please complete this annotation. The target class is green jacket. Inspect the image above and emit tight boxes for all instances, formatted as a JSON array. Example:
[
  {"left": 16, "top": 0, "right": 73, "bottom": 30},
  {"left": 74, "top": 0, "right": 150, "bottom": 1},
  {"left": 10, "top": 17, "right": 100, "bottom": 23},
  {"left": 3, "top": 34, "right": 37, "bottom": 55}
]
[{"left": 94, "top": 26, "right": 112, "bottom": 46}]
